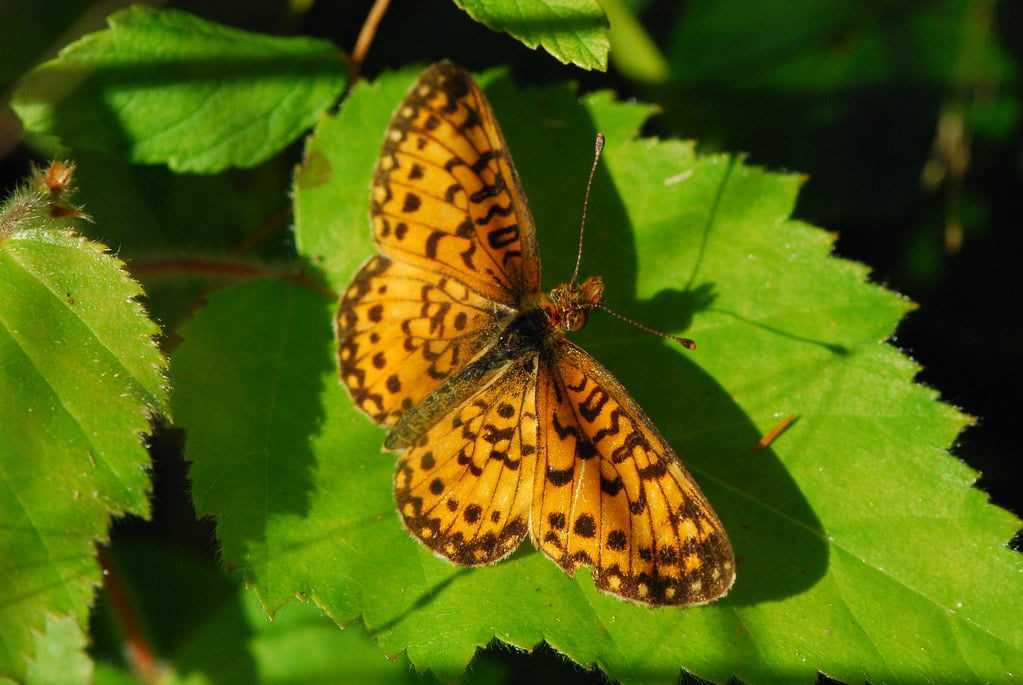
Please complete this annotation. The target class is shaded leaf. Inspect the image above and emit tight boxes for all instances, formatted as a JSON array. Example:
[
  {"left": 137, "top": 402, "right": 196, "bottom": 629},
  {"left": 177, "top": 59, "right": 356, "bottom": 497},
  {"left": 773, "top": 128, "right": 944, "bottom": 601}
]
[
  {"left": 90, "top": 541, "right": 448, "bottom": 685},
  {"left": 11, "top": 6, "right": 347, "bottom": 173},
  {"left": 665, "top": 0, "right": 1013, "bottom": 89}
]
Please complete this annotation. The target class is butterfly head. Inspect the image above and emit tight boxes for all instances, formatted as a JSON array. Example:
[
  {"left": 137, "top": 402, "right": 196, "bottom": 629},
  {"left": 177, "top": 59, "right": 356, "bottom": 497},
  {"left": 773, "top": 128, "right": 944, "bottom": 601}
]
[{"left": 548, "top": 275, "right": 605, "bottom": 333}]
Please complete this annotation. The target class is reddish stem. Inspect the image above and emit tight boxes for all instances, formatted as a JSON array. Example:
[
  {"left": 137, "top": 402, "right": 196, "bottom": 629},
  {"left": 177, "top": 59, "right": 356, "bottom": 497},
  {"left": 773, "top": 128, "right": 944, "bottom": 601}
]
[
  {"left": 96, "top": 545, "right": 162, "bottom": 683},
  {"left": 130, "top": 257, "right": 336, "bottom": 299}
]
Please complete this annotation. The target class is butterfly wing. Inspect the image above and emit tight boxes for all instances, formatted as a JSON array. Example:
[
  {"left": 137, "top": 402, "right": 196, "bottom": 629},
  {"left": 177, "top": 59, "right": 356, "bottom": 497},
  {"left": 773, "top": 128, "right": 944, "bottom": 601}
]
[
  {"left": 337, "top": 255, "right": 507, "bottom": 425},
  {"left": 339, "top": 63, "right": 544, "bottom": 425},
  {"left": 533, "top": 339, "right": 735, "bottom": 605},
  {"left": 371, "top": 62, "right": 541, "bottom": 305},
  {"left": 393, "top": 352, "right": 539, "bottom": 565}
]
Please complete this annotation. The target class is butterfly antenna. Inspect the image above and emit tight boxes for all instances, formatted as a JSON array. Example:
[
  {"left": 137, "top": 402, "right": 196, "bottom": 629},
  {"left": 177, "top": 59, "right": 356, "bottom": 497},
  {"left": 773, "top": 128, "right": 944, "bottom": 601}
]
[
  {"left": 596, "top": 303, "right": 697, "bottom": 350},
  {"left": 571, "top": 133, "right": 605, "bottom": 285}
]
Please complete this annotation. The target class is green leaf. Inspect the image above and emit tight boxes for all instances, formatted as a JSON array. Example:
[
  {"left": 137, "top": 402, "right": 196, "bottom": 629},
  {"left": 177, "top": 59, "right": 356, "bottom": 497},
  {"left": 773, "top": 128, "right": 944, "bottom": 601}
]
[
  {"left": 0, "top": 222, "right": 168, "bottom": 679},
  {"left": 24, "top": 616, "right": 92, "bottom": 685},
  {"left": 162, "top": 592, "right": 437, "bottom": 685},
  {"left": 452, "top": 0, "right": 609, "bottom": 71},
  {"left": 176, "top": 67, "right": 1023, "bottom": 683},
  {"left": 171, "top": 278, "right": 339, "bottom": 609},
  {"left": 600, "top": 0, "right": 670, "bottom": 82},
  {"left": 294, "top": 65, "right": 425, "bottom": 296},
  {"left": 11, "top": 6, "right": 347, "bottom": 173}
]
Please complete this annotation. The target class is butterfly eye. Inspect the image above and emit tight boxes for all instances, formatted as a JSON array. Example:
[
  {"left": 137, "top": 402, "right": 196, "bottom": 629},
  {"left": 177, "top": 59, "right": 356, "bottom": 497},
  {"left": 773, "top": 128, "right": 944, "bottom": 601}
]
[{"left": 564, "top": 309, "right": 589, "bottom": 332}]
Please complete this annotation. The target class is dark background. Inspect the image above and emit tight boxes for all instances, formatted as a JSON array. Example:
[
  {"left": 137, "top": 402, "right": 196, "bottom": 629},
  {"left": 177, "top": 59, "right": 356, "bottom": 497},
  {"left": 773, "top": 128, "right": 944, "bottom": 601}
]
[{"left": 1, "top": 1, "right": 1019, "bottom": 683}]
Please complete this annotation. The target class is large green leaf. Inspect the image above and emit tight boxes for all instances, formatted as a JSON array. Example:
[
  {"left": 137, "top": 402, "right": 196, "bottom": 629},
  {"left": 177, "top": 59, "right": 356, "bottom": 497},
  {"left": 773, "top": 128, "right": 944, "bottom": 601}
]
[
  {"left": 173, "top": 67, "right": 1023, "bottom": 683},
  {"left": 11, "top": 6, "right": 347, "bottom": 173},
  {"left": 453, "top": 0, "right": 609, "bottom": 71},
  {"left": 0, "top": 183, "right": 168, "bottom": 680}
]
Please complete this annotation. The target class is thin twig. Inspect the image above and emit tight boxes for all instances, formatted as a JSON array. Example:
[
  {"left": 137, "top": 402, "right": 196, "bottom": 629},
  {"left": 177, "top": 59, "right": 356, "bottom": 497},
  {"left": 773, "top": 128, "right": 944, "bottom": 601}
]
[
  {"left": 97, "top": 545, "right": 162, "bottom": 684},
  {"left": 350, "top": 0, "right": 392, "bottom": 84}
]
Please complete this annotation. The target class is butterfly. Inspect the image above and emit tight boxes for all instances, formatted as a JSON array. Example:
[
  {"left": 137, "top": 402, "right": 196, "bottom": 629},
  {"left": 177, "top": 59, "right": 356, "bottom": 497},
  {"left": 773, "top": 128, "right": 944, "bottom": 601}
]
[{"left": 336, "top": 62, "right": 734, "bottom": 605}]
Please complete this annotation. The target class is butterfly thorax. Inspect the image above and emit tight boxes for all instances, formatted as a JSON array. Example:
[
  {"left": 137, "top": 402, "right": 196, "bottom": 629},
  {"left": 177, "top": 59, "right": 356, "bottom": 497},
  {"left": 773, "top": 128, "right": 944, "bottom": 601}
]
[
  {"left": 479, "top": 275, "right": 606, "bottom": 371},
  {"left": 544, "top": 275, "right": 605, "bottom": 333}
]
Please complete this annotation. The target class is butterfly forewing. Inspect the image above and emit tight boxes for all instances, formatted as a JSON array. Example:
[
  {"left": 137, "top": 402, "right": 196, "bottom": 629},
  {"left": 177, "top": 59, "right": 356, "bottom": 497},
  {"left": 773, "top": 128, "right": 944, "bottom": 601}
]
[
  {"left": 336, "top": 62, "right": 734, "bottom": 606},
  {"left": 372, "top": 62, "right": 540, "bottom": 305}
]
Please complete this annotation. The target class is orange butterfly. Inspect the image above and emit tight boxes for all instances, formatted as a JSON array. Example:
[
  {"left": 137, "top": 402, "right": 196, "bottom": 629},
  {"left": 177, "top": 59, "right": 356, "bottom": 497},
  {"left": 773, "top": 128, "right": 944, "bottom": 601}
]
[{"left": 336, "top": 63, "right": 734, "bottom": 605}]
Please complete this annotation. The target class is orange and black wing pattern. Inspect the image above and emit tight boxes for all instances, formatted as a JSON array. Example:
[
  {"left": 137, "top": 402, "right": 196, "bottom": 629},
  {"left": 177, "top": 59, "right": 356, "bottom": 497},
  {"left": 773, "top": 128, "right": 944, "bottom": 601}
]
[
  {"left": 336, "top": 62, "right": 734, "bottom": 606},
  {"left": 533, "top": 339, "right": 734, "bottom": 605}
]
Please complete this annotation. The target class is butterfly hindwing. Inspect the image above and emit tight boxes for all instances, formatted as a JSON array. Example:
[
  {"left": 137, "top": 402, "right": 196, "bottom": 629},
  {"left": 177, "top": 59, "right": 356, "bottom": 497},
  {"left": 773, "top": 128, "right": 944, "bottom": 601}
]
[
  {"left": 533, "top": 339, "right": 735, "bottom": 605},
  {"left": 394, "top": 355, "right": 539, "bottom": 565}
]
